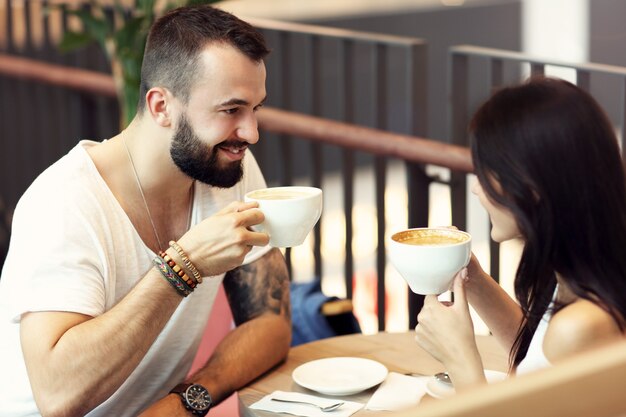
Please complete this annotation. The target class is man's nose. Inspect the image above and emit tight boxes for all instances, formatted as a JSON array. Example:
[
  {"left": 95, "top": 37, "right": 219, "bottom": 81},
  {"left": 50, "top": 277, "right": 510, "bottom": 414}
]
[{"left": 237, "top": 113, "right": 259, "bottom": 144}]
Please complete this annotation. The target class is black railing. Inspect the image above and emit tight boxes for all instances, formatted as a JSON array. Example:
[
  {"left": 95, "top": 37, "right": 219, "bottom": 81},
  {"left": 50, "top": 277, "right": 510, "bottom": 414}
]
[
  {"left": 0, "top": 1, "right": 435, "bottom": 331},
  {"left": 0, "top": 52, "right": 470, "bottom": 333},
  {"left": 449, "top": 45, "right": 626, "bottom": 283}
]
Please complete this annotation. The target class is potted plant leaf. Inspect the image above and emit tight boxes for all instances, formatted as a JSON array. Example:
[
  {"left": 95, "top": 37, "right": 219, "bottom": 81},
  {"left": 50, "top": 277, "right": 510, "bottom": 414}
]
[{"left": 57, "top": 0, "right": 222, "bottom": 127}]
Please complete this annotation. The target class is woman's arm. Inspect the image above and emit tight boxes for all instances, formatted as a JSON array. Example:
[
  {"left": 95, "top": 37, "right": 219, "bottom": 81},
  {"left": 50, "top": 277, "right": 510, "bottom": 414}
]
[
  {"left": 415, "top": 276, "right": 486, "bottom": 390},
  {"left": 463, "top": 254, "right": 524, "bottom": 353},
  {"left": 415, "top": 252, "right": 525, "bottom": 391}
]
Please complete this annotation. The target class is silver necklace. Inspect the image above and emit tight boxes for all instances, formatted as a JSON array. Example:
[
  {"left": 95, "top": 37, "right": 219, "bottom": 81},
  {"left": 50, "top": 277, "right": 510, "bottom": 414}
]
[
  {"left": 122, "top": 137, "right": 195, "bottom": 252},
  {"left": 122, "top": 136, "right": 165, "bottom": 251}
]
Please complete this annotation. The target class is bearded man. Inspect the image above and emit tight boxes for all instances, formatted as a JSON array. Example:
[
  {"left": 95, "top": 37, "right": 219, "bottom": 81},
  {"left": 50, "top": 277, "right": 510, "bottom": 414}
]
[{"left": 0, "top": 5, "right": 290, "bottom": 417}]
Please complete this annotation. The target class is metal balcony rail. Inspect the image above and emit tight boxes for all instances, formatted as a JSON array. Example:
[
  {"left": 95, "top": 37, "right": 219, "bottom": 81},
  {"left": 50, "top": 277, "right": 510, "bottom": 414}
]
[
  {"left": 0, "top": 52, "right": 459, "bottom": 331},
  {"left": 247, "top": 16, "right": 428, "bottom": 331},
  {"left": 0, "top": 0, "right": 431, "bottom": 330},
  {"left": 449, "top": 44, "right": 626, "bottom": 283}
]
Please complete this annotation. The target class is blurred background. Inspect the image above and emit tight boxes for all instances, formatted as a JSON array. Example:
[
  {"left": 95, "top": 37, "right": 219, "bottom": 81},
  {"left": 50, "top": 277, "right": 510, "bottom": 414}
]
[{"left": 2, "top": 0, "right": 626, "bottom": 335}]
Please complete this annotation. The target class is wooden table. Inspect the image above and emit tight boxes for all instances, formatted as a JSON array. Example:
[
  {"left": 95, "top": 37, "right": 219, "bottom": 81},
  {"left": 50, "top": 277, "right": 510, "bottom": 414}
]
[{"left": 238, "top": 331, "right": 508, "bottom": 416}]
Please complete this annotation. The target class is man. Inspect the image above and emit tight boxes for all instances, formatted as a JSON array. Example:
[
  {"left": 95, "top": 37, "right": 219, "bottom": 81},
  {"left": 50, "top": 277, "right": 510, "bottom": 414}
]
[{"left": 0, "top": 5, "right": 291, "bottom": 417}]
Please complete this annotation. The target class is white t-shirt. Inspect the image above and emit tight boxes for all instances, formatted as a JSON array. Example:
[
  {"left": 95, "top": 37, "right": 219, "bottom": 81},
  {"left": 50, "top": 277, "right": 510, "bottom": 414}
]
[{"left": 0, "top": 140, "right": 271, "bottom": 417}]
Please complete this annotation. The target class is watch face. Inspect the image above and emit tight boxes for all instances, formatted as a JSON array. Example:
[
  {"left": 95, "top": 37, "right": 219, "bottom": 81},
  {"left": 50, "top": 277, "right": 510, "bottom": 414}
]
[{"left": 185, "top": 384, "right": 212, "bottom": 412}]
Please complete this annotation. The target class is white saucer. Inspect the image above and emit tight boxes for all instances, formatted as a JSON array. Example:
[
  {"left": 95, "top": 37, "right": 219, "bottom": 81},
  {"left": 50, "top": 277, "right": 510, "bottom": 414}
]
[
  {"left": 292, "top": 357, "right": 388, "bottom": 396},
  {"left": 425, "top": 370, "right": 508, "bottom": 399}
]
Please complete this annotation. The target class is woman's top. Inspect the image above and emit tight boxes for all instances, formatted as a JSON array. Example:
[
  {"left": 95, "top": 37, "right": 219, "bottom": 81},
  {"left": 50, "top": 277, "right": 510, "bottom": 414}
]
[{"left": 515, "top": 288, "right": 558, "bottom": 375}]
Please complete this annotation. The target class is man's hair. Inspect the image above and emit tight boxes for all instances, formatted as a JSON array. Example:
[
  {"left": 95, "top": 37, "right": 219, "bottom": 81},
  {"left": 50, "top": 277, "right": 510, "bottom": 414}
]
[{"left": 137, "top": 5, "right": 269, "bottom": 112}]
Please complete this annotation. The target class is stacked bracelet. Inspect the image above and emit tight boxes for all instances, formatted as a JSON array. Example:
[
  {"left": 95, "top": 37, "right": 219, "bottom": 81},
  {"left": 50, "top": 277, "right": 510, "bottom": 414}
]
[
  {"left": 169, "top": 240, "right": 203, "bottom": 284},
  {"left": 159, "top": 251, "right": 197, "bottom": 290},
  {"left": 153, "top": 256, "right": 192, "bottom": 297}
]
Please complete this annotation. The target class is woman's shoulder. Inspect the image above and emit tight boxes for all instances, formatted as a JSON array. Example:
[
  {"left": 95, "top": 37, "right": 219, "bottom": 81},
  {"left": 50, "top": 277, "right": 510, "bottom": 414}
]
[{"left": 543, "top": 299, "right": 622, "bottom": 363}]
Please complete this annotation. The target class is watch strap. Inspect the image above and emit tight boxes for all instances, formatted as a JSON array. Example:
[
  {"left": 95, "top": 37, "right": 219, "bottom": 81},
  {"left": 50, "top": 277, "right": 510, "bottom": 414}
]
[{"left": 170, "top": 383, "right": 191, "bottom": 394}]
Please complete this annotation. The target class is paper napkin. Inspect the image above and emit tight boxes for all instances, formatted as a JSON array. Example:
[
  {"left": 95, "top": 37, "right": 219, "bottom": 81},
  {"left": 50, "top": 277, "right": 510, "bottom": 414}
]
[
  {"left": 250, "top": 390, "right": 364, "bottom": 417},
  {"left": 365, "top": 372, "right": 430, "bottom": 411}
]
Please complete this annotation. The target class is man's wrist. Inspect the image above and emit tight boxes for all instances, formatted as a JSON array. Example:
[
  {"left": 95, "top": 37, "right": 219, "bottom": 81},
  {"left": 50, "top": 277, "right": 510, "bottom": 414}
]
[{"left": 169, "top": 383, "right": 212, "bottom": 416}]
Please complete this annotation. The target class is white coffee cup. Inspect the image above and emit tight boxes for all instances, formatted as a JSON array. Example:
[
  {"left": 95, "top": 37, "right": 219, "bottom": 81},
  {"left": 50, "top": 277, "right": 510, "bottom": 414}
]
[
  {"left": 244, "top": 186, "right": 323, "bottom": 248},
  {"left": 388, "top": 227, "right": 471, "bottom": 295}
]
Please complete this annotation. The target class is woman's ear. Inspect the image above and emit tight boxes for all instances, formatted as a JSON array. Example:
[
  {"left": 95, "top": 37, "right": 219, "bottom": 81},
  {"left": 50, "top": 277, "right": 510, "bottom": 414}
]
[{"left": 145, "top": 87, "right": 173, "bottom": 127}]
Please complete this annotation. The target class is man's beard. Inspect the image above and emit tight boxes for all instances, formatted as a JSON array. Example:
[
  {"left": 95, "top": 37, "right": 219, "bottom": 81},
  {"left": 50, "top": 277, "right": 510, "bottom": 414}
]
[{"left": 170, "top": 115, "right": 244, "bottom": 188}]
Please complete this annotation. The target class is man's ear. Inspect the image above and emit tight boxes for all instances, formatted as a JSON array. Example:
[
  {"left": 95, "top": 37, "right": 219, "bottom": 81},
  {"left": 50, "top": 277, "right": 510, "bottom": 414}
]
[{"left": 145, "top": 87, "right": 173, "bottom": 127}]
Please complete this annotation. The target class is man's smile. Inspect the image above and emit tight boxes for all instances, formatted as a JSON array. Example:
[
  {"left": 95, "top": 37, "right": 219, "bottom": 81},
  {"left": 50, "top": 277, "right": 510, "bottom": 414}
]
[{"left": 217, "top": 141, "right": 248, "bottom": 161}]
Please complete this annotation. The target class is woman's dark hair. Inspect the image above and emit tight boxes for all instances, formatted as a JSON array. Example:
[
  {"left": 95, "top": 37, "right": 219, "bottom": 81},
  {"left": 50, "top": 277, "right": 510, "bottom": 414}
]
[
  {"left": 138, "top": 5, "right": 270, "bottom": 112},
  {"left": 469, "top": 77, "right": 626, "bottom": 369}
]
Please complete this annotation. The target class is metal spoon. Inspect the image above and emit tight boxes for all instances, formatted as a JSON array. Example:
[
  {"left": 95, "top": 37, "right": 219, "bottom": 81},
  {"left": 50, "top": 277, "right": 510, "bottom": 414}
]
[
  {"left": 271, "top": 398, "right": 344, "bottom": 412},
  {"left": 434, "top": 372, "right": 453, "bottom": 386}
]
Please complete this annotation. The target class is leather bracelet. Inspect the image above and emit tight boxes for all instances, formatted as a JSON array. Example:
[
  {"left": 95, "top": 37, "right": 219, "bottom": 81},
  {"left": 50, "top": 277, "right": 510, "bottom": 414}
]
[{"left": 153, "top": 256, "right": 192, "bottom": 297}]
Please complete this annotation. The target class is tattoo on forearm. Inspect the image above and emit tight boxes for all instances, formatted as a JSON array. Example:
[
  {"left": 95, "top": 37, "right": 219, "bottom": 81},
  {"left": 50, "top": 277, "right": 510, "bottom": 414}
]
[{"left": 223, "top": 249, "right": 291, "bottom": 325}]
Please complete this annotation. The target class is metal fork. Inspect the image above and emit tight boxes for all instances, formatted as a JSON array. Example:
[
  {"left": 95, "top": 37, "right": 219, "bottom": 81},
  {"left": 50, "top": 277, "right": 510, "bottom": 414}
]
[{"left": 271, "top": 397, "right": 344, "bottom": 412}]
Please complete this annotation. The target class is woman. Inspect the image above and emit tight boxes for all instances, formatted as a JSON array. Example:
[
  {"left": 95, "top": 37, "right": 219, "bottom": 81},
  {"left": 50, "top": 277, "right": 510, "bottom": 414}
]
[{"left": 415, "top": 77, "right": 626, "bottom": 390}]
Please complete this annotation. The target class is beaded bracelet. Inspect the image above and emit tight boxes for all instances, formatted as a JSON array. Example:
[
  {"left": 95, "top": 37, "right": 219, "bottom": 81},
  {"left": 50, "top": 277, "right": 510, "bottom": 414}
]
[
  {"left": 169, "top": 240, "right": 203, "bottom": 284},
  {"left": 159, "top": 250, "right": 197, "bottom": 290},
  {"left": 153, "top": 255, "right": 192, "bottom": 297}
]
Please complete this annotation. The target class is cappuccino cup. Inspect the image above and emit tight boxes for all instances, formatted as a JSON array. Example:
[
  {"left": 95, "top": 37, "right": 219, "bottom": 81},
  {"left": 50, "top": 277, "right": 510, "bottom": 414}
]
[
  {"left": 388, "top": 228, "right": 471, "bottom": 295},
  {"left": 244, "top": 186, "right": 323, "bottom": 247}
]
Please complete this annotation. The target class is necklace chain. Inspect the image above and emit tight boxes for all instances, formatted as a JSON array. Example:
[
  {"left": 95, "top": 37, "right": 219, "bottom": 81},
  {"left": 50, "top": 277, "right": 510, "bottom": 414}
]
[{"left": 122, "top": 137, "right": 165, "bottom": 251}]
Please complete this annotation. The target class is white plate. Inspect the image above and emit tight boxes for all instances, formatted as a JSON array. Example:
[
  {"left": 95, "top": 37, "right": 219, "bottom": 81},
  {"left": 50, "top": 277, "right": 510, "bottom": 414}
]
[
  {"left": 425, "top": 370, "right": 508, "bottom": 399},
  {"left": 292, "top": 357, "right": 388, "bottom": 396}
]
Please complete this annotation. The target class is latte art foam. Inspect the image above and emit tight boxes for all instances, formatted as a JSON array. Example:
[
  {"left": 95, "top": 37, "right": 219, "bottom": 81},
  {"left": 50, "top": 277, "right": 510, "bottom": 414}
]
[
  {"left": 247, "top": 190, "right": 311, "bottom": 200},
  {"left": 392, "top": 229, "right": 469, "bottom": 246}
]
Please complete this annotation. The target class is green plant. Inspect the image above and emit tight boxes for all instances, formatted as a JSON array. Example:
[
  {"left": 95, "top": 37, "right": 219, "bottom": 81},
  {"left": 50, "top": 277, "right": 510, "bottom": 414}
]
[{"left": 58, "top": 0, "right": 221, "bottom": 127}]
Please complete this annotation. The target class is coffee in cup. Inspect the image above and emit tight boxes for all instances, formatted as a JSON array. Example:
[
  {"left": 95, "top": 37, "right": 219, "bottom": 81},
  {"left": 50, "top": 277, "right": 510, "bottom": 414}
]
[
  {"left": 245, "top": 186, "right": 323, "bottom": 248},
  {"left": 245, "top": 189, "right": 312, "bottom": 200},
  {"left": 388, "top": 228, "right": 471, "bottom": 295}
]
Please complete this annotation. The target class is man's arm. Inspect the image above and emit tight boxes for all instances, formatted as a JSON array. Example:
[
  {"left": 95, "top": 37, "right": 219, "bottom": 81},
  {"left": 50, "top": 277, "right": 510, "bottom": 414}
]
[
  {"left": 20, "top": 269, "right": 183, "bottom": 417},
  {"left": 141, "top": 248, "right": 291, "bottom": 416},
  {"left": 19, "top": 202, "right": 267, "bottom": 417},
  {"left": 201, "top": 247, "right": 291, "bottom": 399},
  {"left": 224, "top": 247, "right": 291, "bottom": 327}
]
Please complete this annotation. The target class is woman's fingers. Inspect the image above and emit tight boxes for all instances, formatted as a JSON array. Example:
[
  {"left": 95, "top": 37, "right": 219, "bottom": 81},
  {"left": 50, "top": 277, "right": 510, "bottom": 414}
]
[
  {"left": 423, "top": 294, "right": 439, "bottom": 306},
  {"left": 460, "top": 267, "right": 469, "bottom": 281},
  {"left": 452, "top": 274, "right": 468, "bottom": 306},
  {"left": 435, "top": 225, "right": 459, "bottom": 231}
]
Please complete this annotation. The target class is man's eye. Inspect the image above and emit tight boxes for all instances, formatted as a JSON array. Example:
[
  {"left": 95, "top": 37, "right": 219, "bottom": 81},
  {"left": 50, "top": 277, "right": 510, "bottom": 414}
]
[
  {"left": 253, "top": 103, "right": 264, "bottom": 112},
  {"left": 223, "top": 108, "right": 239, "bottom": 114}
]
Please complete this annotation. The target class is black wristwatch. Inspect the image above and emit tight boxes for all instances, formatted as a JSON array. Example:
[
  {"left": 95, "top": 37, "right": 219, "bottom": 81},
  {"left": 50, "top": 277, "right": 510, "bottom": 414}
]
[{"left": 170, "top": 383, "right": 212, "bottom": 416}]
